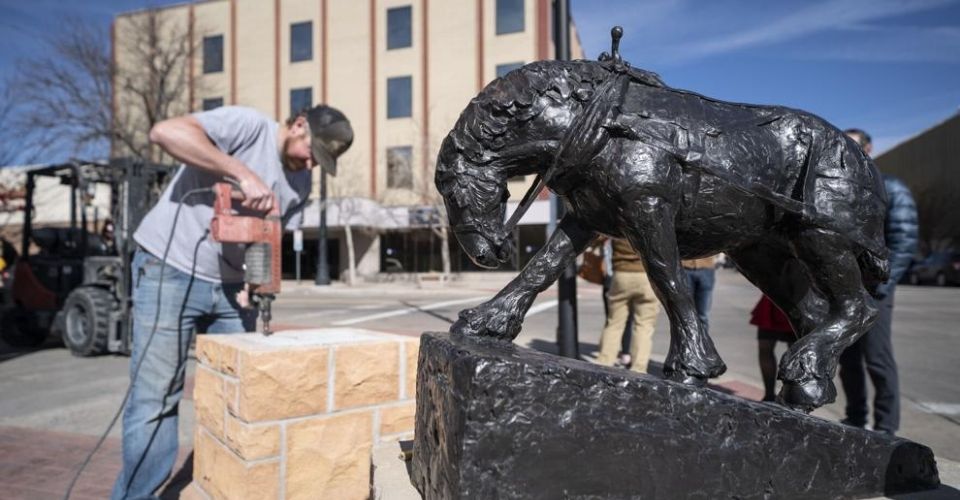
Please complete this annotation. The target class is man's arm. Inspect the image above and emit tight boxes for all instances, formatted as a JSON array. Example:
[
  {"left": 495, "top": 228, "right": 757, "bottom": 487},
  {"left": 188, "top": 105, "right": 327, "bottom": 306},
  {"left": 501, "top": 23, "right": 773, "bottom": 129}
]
[
  {"left": 880, "top": 177, "right": 919, "bottom": 297},
  {"left": 149, "top": 115, "right": 274, "bottom": 212}
]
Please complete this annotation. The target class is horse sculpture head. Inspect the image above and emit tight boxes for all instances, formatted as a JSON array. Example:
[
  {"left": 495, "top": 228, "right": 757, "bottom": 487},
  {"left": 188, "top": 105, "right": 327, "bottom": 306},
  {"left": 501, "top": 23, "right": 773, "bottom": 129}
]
[{"left": 435, "top": 60, "right": 615, "bottom": 268}]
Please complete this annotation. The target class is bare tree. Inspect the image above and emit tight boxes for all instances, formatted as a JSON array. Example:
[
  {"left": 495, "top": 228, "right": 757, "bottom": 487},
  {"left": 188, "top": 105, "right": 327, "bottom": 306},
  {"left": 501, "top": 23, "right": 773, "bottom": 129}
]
[{"left": 11, "top": 11, "right": 199, "bottom": 161}]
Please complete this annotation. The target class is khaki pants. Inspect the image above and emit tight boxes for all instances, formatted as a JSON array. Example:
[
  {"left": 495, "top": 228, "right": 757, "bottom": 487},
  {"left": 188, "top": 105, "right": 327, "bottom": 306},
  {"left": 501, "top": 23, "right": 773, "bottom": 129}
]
[{"left": 596, "top": 271, "right": 660, "bottom": 373}]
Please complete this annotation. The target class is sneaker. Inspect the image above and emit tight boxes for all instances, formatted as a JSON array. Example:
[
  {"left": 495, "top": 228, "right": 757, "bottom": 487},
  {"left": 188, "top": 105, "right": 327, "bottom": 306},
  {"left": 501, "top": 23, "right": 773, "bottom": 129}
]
[{"left": 618, "top": 353, "right": 632, "bottom": 367}]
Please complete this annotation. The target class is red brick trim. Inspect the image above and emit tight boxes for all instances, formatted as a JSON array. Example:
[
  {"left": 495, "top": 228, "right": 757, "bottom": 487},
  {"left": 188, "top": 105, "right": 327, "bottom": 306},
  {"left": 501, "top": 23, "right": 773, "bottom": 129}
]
[
  {"left": 537, "top": 0, "right": 549, "bottom": 61},
  {"left": 110, "top": 20, "right": 116, "bottom": 157},
  {"left": 321, "top": 0, "right": 328, "bottom": 103},
  {"left": 421, "top": 0, "right": 430, "bottom": 181},
  {"left": 370, "top": 0, "right": 378, "bottom": 197},
  {"left": 274, "top": 0, "right": 281, "bottom": 120},
  {"left": 476, "top": 0, "right": 484, "bottom": 92},
  {"left": 188, "top": 4, "right": 195, "bottom": 111},
  {"left": 230, "top": 0, "right": 237, "bottom": 104}
]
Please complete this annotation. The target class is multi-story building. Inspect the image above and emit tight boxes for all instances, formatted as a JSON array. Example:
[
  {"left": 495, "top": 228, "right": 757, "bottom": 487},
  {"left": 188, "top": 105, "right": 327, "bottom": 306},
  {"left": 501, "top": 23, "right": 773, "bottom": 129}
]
[{"left": 113, "top": 0, "right": 584, "bottom": 280}]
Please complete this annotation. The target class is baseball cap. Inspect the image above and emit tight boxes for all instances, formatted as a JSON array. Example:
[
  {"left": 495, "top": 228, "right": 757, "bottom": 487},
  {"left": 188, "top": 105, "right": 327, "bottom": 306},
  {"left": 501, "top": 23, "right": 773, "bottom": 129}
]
[{"left": 306, "top": 105, "right": 354, "bottom": 176}]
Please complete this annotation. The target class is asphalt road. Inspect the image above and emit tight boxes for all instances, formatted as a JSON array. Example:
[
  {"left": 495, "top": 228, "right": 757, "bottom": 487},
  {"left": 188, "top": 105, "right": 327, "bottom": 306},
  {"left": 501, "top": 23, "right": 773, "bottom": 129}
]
[{"left": 1, "top": 269, "right": 958, "bottom": 464}]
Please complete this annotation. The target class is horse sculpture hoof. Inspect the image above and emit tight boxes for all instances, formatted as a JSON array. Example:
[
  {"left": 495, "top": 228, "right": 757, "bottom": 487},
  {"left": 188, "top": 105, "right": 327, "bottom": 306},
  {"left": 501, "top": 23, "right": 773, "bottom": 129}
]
[
  {"left": 666, "top": 371, "right": 709, "bottom": 387},
  {"left": 450, "top": 304, "right": 519, "bottom": 342},
  {"left": 777, "top": 378, "right": 837, "bottom": 413}
]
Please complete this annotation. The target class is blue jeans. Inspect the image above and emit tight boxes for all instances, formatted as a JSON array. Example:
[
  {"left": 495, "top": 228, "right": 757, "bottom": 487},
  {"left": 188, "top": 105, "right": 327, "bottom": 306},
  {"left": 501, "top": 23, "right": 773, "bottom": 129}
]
[
  {"left": 685, "top": 267, "right": 716, "bottom": 333},
  {"left": 112, "top": 249, "right": 255, "bottom": 500}
]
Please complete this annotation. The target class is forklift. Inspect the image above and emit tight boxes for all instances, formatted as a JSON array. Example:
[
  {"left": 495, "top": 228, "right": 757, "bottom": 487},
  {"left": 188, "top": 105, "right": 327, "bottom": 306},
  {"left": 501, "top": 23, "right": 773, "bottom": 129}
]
[{"left": 0, "top": 159, "right": 173, "bottom": 355}]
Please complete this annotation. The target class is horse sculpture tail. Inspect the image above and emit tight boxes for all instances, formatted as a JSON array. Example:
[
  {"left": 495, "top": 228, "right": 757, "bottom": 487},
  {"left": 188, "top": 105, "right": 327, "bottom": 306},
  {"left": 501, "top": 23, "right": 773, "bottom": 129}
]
[{"left": 858, "top": 249, "right": 890, "bottom": 299}]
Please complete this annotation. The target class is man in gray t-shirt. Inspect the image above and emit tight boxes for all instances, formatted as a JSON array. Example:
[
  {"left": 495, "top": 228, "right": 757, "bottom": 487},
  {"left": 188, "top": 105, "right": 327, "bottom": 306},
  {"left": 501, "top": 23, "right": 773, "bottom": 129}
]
[{"left": 113, "top": 105, "right": 352, "bottom": 500}]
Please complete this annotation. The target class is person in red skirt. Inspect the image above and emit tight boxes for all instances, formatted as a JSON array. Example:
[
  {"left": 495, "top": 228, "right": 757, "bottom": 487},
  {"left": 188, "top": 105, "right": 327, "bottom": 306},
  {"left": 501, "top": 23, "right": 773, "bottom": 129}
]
[{"left": 750, "top": 295, "right": 797, "bottom": 402}]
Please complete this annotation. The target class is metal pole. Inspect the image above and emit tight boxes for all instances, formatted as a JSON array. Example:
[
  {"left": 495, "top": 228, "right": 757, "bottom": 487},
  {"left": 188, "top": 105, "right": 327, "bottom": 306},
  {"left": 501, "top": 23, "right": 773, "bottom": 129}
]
[
  {"left": 553, "top": 0, "right": 579, "bottom": 359},
  {"left": 315, "top": 169, "right": 331, "bottom": 285}
]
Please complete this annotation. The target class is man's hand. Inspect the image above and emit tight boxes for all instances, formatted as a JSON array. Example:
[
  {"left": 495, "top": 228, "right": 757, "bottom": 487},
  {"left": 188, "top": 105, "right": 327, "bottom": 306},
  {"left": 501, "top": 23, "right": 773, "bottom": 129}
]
[{"left": 237, "top": 173, "right": 275, "bottom": 212}]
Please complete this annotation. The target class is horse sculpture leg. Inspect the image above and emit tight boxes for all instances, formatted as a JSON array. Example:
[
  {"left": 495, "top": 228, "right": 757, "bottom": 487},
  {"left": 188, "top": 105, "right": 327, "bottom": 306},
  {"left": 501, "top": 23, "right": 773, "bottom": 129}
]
[
  {"left": 450, "top": 216, "right": 595, "bottom": 341},
  {"left": 623, "top": 195, "right": 726, "bottom": 385},
  {"left": 776, "top": 228, "right": 880, "bottom": 411},
  {"left": 728, "top": 240, "right": 829, "bottom": 338}
]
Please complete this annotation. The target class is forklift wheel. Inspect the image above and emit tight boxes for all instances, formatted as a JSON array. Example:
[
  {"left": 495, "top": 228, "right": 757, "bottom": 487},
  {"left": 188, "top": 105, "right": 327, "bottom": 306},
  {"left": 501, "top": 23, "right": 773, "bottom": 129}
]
[
  {"left": 62, "top": 287, "right": 115, "bottom": 357},
  {"left": 0, "top": 306, "right": 48, "bottom": 348}
]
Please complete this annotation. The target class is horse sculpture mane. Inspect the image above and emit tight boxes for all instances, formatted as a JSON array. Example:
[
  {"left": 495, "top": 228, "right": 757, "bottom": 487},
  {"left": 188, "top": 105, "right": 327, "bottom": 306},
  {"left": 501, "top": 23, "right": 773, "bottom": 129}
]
[
  {"left": 438, "top": 60, "right": 666, "bottom": 211},
  {"left": 448, "top": 60, "right": 664, "bottom": 160}
]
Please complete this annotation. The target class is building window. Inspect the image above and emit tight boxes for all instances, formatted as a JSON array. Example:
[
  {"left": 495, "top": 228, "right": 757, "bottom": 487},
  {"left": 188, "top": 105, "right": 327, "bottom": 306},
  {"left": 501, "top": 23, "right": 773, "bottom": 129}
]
[
  {"left": 387, "top": 6, "right": 412, "bottom": 50},
  {"left": 387, "top": 76, "right": 412, "bottom": 119},
  {"left": 203, "top": 35, "right": 224, "bottom": 73},
  {"left": 201, "top": 97, "right": 224, "bottom": 111},
  {"left": 290, "top": 21, "right": 312, "bottom": 62},
  {"left": 496, "top": 62, "right": 524, "bottom": 78},
  {"left": 290, "top": 87, "right": 313, "bottom": 116},
  {"left": 387, "top": 146, "right": 413, "bottom": 189},
  {"left": 496, "top": 0, "right": 524, "bottom": 35}
]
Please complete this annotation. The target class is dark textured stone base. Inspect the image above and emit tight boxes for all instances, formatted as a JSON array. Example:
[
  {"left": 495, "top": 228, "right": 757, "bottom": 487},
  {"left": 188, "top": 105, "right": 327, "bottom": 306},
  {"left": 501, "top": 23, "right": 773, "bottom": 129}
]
[{"left": 411, "top": 332, "right": 940, "bottom": 500}]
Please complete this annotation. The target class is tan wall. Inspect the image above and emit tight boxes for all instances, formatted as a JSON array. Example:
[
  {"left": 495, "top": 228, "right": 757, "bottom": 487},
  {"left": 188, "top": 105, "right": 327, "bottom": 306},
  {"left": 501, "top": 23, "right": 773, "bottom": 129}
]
[
  {"left": 194, "top": 0, "right": 231, "bottom": 109},
  {"left": 114, "top": 0, "right": 585, "bottom": 208}
]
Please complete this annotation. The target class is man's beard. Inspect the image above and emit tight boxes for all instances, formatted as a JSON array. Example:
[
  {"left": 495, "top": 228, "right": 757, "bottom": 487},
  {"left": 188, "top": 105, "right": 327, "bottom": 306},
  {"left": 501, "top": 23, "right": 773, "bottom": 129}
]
[{"left": 281, "top": 135, "right": 308, "bottom": 171}]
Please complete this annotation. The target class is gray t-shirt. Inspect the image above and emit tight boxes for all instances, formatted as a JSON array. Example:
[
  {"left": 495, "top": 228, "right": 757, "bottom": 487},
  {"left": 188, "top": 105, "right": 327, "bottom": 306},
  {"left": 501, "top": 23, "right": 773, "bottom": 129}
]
[{"left": 134, "top": 106, "right": 311, "bottom": 283}]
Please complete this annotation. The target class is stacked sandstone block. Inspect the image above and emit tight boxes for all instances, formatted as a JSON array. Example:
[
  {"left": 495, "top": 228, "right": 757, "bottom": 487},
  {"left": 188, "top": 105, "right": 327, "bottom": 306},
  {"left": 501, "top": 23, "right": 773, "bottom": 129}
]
[{"left": 187, "top": 329, "right": 419, "bottom": 500}]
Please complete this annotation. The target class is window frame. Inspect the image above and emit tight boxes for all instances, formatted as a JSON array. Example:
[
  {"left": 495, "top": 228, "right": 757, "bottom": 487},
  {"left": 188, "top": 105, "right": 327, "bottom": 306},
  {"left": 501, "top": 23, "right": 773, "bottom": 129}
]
[
  {"left": 289, "top": 87, "right": 313, "bottom": 117},
  {"left": 202, "top": 34, "right": 224, "bottom": 74},
  {"left": 495, "top": 0, "right": 525, "bottom": 35},
  {"left": 386, "top": 6, "right": 413, "bottom": 50},
  {"left": 386, "top": 145, "right": 414, "bottom": 189},
  {"left": 201, "top": 97, "right": 224, "bottom": 111},
  {"left": 290, "top": 21, "right": 313, "bottom": 63},
  {"left": 386, "top": 76, "right": 413, "bottom": 119}
]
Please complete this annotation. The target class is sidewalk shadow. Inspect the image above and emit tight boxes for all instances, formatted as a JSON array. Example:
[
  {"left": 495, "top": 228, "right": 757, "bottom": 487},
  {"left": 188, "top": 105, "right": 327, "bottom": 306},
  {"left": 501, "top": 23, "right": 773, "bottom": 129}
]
[
  {"left": 0, "top": 334, "right": 63, "bottom": 363},
  {"left": 398, "top": 301, "right": 456, "bottom": 324},
  {"left": 159, "top": 451, "right": 193, "bottom": 499}
]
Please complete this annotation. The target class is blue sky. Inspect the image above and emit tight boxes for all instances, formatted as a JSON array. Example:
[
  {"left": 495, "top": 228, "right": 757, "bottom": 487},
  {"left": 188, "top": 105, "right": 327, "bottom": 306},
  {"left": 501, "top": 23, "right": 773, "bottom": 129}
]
[
  {"left": 1, "top": 0, "right": 958, "bottom": 156},
  {"left": 571, "top": 0, "right": 960, "bottom": 154}
]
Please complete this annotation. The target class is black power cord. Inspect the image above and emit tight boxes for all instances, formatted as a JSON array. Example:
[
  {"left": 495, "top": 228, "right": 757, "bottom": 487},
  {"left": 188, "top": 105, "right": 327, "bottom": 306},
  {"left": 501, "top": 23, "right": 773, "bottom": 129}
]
[{"left": 64, "top": 187, "right": 213, "bottom": 500}]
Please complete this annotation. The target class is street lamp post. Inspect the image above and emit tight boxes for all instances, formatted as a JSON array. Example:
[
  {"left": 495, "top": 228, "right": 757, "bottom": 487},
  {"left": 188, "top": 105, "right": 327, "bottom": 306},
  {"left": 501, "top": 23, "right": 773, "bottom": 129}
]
[
  {"left": 315, "top": 169, "right": 331, "bottom": 285},
  {"left": 552, "top": 0, "right": 579, "bottom": 359}
]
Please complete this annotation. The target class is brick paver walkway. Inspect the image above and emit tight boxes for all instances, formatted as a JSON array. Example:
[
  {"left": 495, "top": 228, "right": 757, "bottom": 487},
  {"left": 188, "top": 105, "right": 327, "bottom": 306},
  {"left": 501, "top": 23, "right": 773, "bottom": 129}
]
[{"left": 0, "top": 425, "right": 192, "bottom": 499}]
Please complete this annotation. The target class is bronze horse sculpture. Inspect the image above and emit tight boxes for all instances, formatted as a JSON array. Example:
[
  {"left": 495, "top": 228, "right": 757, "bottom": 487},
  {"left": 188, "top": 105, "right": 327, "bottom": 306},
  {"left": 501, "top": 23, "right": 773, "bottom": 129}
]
[{"left": 435, "top": 28, "right": 888, "bottom": 411}]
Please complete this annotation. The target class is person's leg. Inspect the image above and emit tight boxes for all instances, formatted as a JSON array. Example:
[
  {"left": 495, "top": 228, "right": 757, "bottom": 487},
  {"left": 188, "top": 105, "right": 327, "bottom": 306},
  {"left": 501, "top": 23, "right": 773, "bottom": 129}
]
[
  {"left": 838, "top": 337, "right": 868, "bottom": 427},
  {"left": 597, "top": 273, "right": 632, "bottom": 366},
  {"left": 112, "top": 251, "right": 208, "bottom": 500},
  {"left": 757, "top": 334, "right": 779, "bottom": 401},
  {"left": 691, "top": 268, "right": 715, "bottom": 332},
  {"left": 862, "top": 292, "right": 898, "bottom": 434},
  {"left": 628, "top": 273, "right": 660, "bottom": 373}
]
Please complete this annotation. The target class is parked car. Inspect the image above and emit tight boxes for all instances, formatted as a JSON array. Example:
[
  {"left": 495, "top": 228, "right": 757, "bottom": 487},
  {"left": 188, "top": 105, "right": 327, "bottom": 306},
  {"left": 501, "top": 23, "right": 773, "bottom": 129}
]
[{"left": 907, "top": 252, "right": 960, "bottom": 286}]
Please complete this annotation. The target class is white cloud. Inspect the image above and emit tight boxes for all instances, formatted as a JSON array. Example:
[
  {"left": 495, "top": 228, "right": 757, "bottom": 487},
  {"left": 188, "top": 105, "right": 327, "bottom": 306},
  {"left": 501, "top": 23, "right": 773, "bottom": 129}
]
[{"left": 669, "top": 0, "right": 957, "bottom": 61}]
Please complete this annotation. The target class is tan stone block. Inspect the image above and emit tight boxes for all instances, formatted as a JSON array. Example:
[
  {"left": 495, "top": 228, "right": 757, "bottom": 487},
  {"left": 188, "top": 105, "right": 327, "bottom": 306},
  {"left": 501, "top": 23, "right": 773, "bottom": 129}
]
[
  {"left": 237, "top": 346, "right": 328, "bottom": 422},
  {"left": 223, "top": 413, "right": 280, "bottom": 460},
  {"left": 177, "top": 482, "right": 208, "bottom": 500},
  {"left": 334, "top": 342, "right": 400, "bottom": 410},
  {"left": 195, "top": 336, "right": 220, "bottom": 369},
  {"left": 405, "top": 339, "right": 420, "bottom": 399},
  {"left": 286, "top": 412, "right": 374, "bottom": 500},
  {"left": 379, "top": 402, "right": 416, "bottom": 437},
  {"left": 224, "top": 378, "right": 239, "bottom": 415},
  {"left": 220, "top": 341, "right": 239, "bottom": 376},
  {"left": 195, "top": 430, "right": 279, "bottom": 500},
  {"left": 194, "top": 366, "right": 224, "bottom": 439}
]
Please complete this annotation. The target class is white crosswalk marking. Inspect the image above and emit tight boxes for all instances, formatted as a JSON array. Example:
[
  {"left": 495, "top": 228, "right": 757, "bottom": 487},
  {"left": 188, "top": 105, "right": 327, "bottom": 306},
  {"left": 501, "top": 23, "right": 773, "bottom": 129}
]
[
  {"left": 524, "top": 300, "right": 559, "bottom": 318},
  {"left": 332, "top": 296, "right": 487, "bottom": 326},
  {"left": 913, "top": 402, "right": 960, "bottom": 416}
]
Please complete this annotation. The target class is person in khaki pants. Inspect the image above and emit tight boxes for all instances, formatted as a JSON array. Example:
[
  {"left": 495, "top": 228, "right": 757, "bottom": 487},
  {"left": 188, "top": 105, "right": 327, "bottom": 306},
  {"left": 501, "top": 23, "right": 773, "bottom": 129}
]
[{"left": 596, "top": 239, "right": 661, "bottom": 373}]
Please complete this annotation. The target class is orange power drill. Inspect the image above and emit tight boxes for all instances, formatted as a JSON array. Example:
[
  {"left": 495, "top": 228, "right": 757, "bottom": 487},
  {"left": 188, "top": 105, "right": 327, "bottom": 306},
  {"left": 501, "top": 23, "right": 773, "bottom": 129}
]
[{"left": 210, "top": 182, "right": 282, "bottom": 335}]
